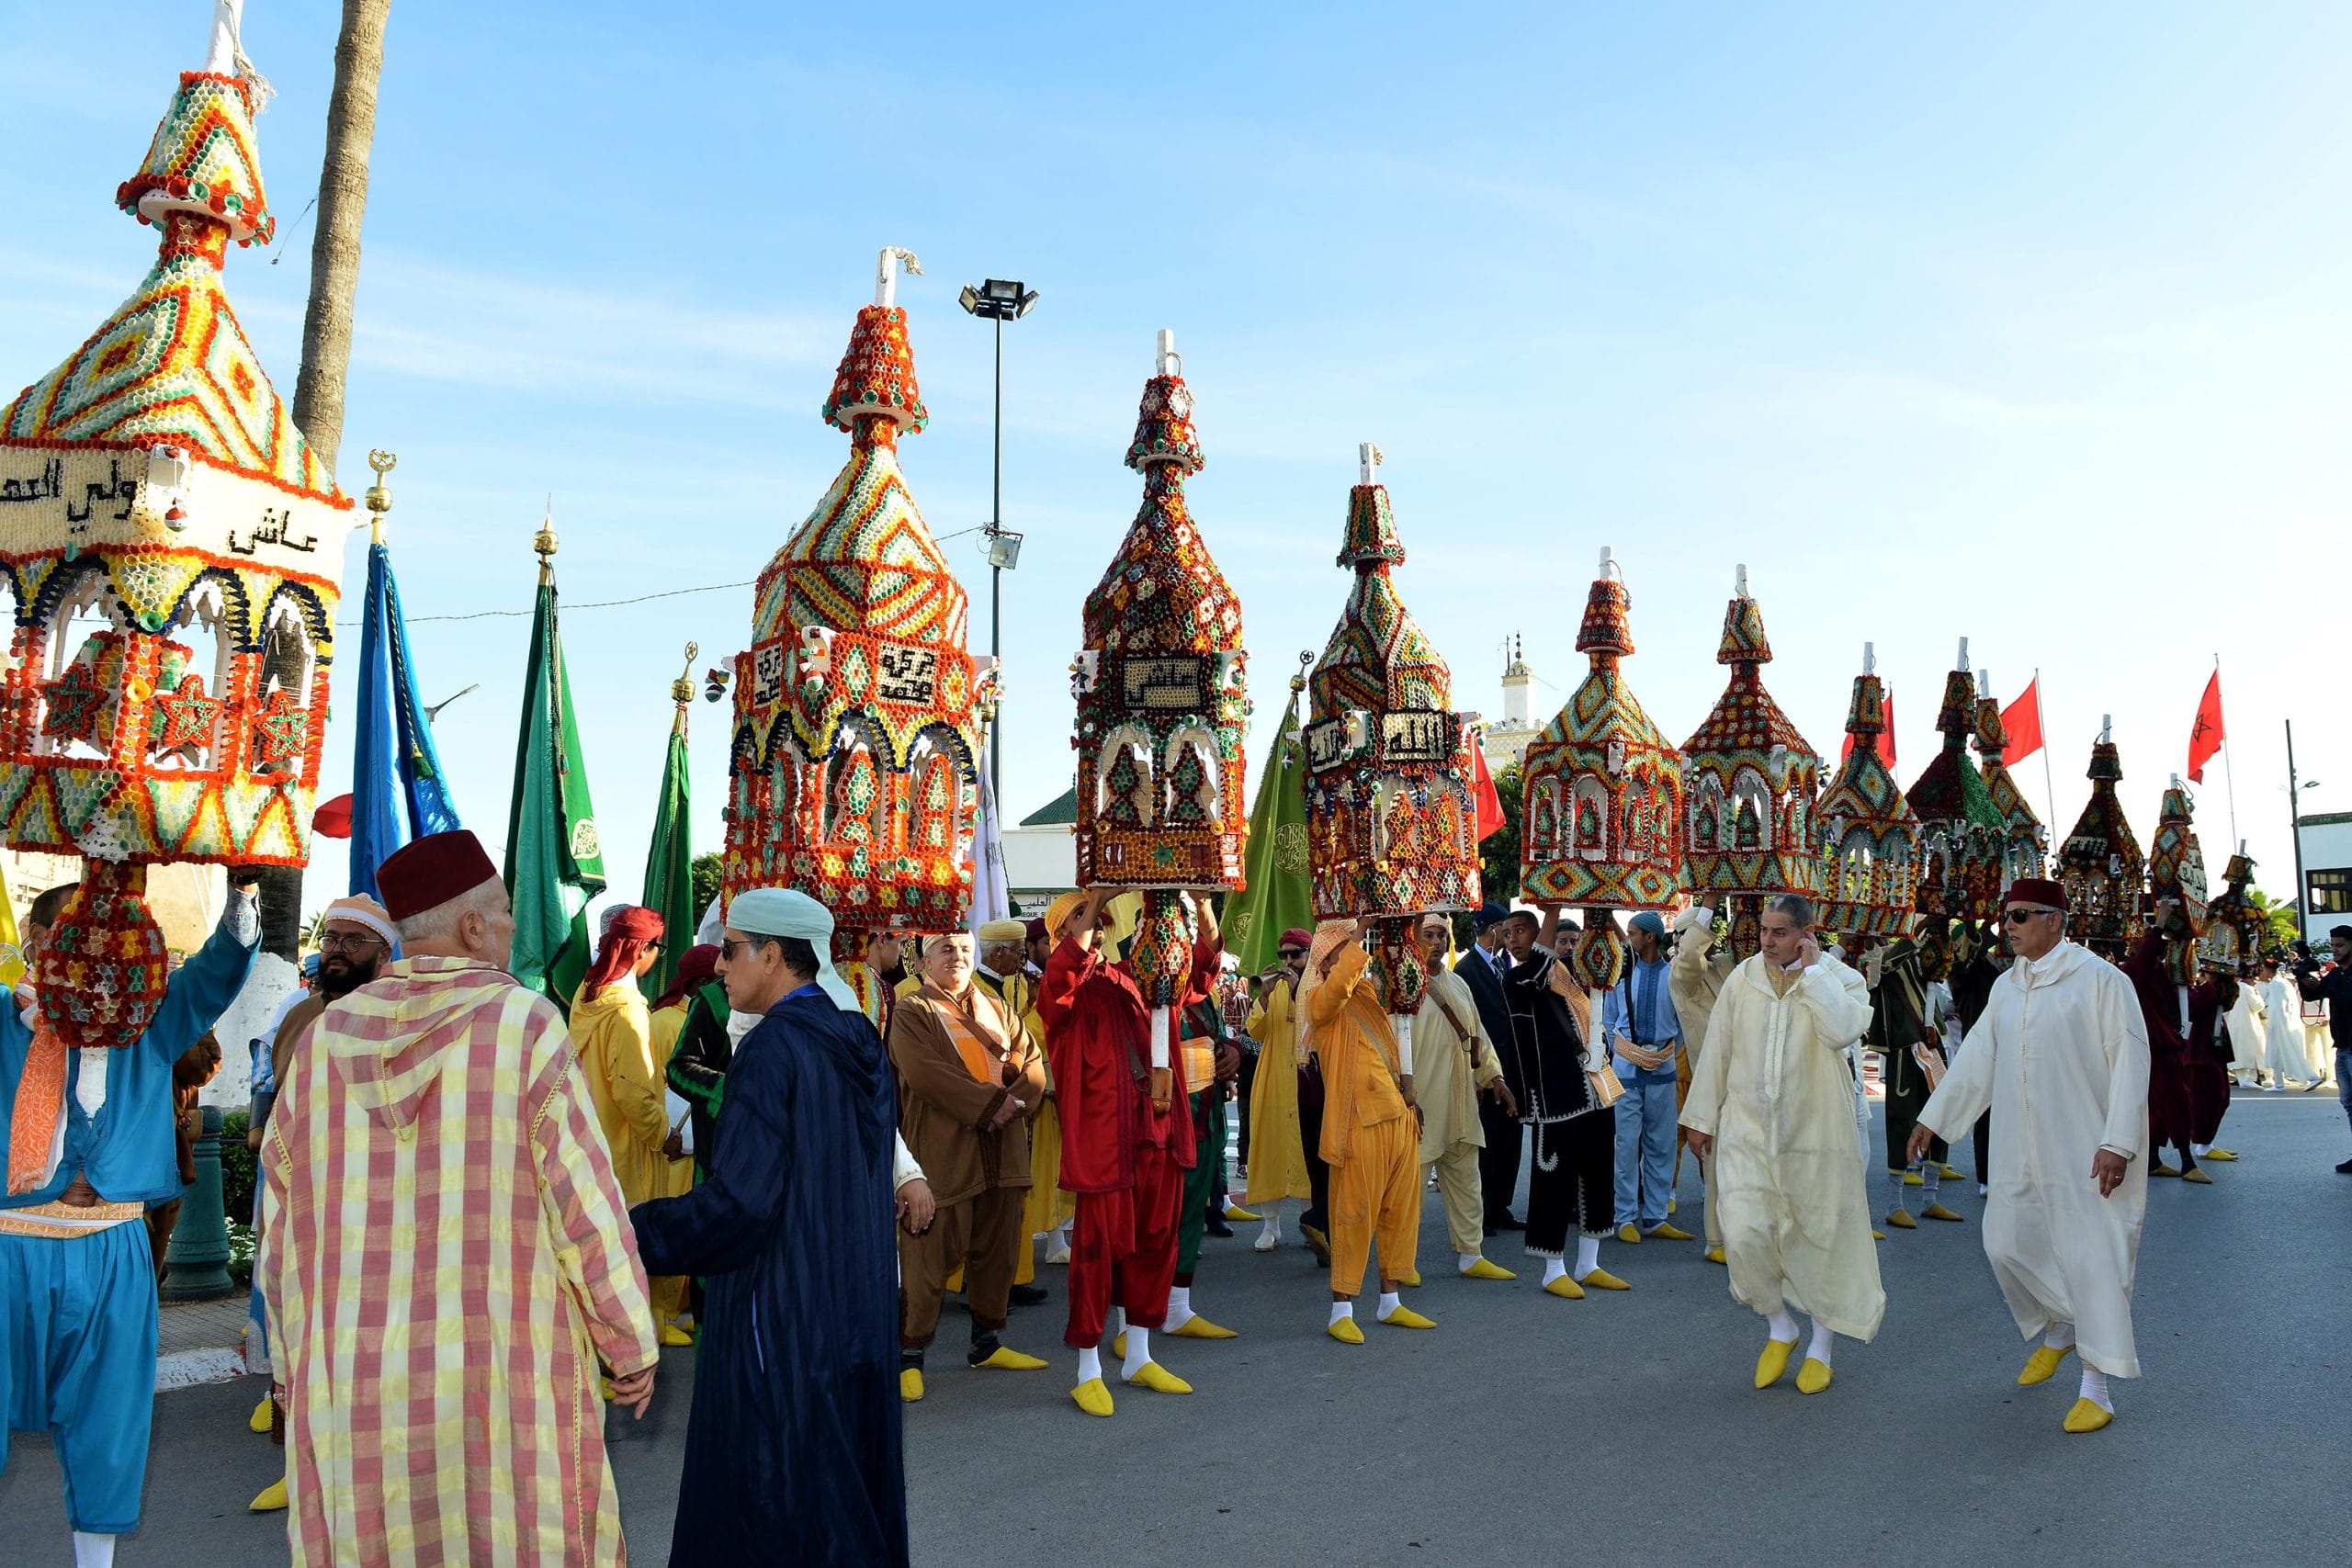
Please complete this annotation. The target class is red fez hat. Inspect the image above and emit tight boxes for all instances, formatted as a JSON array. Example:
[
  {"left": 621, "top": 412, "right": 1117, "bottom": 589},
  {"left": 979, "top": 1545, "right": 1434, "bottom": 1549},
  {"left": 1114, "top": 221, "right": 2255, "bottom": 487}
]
[
  {"left": 2006, "top": 877, "right": 2068, "bottom": 912},
  {"left": 377, "top": 829, "right": 501, "bottom": 923},
  {"left": 1277, "top": 927, "right": 1314, "bottom": 952},
  {"left": 1023, "top": 918, "right": 1048, "bottom": 944}
]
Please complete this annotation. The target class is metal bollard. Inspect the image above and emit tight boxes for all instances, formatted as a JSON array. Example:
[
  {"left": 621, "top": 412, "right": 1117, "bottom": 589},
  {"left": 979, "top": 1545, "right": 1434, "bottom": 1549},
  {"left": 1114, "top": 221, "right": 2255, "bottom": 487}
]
[{"left": 163, "top": 1103, "right": 234, "bottom": 1302}]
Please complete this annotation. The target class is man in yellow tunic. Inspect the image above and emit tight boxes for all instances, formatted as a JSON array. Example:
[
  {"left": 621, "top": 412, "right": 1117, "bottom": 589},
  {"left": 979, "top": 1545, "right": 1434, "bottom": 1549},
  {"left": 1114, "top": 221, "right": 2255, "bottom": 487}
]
[
  {"left": 261, "top": 831, "right": 658, "bottom": 1566},
  {"left": 1301, "top": 919, "right": 1435, "bottom": 1341},
  {"left": 1679, "top": 894, "right": 1883, "bottom": 1396},
  {"left": 1242, "top": 929, "right": 1314, "bottom": 1250},
  {"left": 1413, "top": 914, "right": 1518, "bottom": 1280},
  {"left": 572, "top": 904, "right": 695, "bottom": 1344}
]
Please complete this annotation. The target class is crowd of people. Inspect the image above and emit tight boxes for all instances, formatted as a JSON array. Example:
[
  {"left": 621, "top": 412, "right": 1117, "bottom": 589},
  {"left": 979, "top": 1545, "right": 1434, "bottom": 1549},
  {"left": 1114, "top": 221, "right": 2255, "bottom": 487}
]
[{"left": 4, "top": 830, "right": 2347, "bottom": 1565}]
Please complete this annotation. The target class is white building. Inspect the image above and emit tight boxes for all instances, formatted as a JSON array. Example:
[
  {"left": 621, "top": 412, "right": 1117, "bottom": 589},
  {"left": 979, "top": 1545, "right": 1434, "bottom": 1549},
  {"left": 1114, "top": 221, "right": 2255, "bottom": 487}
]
[
  {"left": 2297, "top": 810, "right": 2352, "bottom": 946},
  {"left": 1002, "top": 788, "right": 1079, "bottom": 916},
  {"left": 1480, "top": 634, "right": 1542, "bottom": 772}
]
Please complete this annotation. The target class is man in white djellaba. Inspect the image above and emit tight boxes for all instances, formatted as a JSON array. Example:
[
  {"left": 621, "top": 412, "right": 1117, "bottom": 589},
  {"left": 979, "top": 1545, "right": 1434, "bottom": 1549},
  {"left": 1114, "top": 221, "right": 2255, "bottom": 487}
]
[{"left": 1912, "top": 877, "right": 2149, "bottom": 1435}]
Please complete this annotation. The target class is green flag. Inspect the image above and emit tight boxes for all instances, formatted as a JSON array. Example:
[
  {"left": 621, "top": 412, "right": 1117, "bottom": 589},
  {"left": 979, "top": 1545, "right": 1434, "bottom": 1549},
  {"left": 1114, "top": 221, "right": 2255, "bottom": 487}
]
[
  {"left": 1226, "top": 698, "right": 1314, "bottom": 974},
  {"left": 639, "top": 688, "right": 695, "bottom": 1002},
  {"left": 504, "top": 547, "right": 605, "bottom": 1009}
]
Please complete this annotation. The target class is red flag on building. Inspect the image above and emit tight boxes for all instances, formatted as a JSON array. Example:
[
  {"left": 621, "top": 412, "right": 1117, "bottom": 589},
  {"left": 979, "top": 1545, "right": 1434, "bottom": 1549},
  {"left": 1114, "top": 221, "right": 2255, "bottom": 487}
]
[
  {"left": 2001, "top": 678, "right": 2044, "bottom": 763},
  {"left": 2187, "top": 670, "right": 2225, "bottom": 784},
  {"left": 1471, "top": 744, "right": 1507, "bottom": 842},
  {"left": 1840, "top": 693, "right": 1896, "bottom": 770}
]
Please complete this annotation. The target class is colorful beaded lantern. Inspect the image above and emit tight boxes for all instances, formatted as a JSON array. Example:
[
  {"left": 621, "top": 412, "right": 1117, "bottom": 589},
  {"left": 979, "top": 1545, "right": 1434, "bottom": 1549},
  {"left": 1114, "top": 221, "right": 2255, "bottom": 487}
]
[
  {"left": 1971, "top": 667, "right": 2048, "bottom": 885},
  {"left": 2056, "top": 720, "right": 2143, "bottom": 959},
  {"left": 2144, "top": 775, "right": 2210, "bottom": 984},
  {"left": 1905, "top": 641, "right": 2008, "bottom": 923},
  {"left": 1679, "top": 567, "right": 1819, "bottom": 959},
  {"left": 1304, "top": 446, "right": 1480, "bottom": 1026},
  {"left": 719, "top": 250, "right": 983, "bottom": 949},
  {"left": 1814, "top": 645, "right": 1922, "bottom": 940},
  {"left": 0, "top": 7, "right": 345, "bottom": 1048},
  {"left": 1521, "top": 547, "right": 1684, "bottom": 993},
  {"left": 2199, "top": 844, "right": 2264, "bottom": 975}
]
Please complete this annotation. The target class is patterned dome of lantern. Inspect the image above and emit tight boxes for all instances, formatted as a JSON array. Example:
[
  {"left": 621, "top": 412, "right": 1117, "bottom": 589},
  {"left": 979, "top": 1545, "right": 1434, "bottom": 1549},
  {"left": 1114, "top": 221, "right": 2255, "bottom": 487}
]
[
  {"left": 1815, "top": 645, "right": 1923, "bottom": 939},
  {"left": 721, "top": 249, "right": 981, "bottom": 935},
  {"left": 1073, "top": 331, "right": 1248, "bottom": 893},
  {"left": 1679, "top": 568, "right": 1818, "bottom": 956},
  {"left": 2144, "top": 776, "right": 2209, "bottom": 931},
  {"left": 0, "top": 6, "right": 346, "bottom": 1052},
  {"left": 1302, "top": 445, "right": 1480, "bottom": 921},
  {"left": 2199, "top": 844, "right": 2263, "bottom": 975},
  {"left": 2057, "top": 722, "right": 2143, "bottom": 958},
  {"left": 1905, "top": 640, "right": 2008, "bottom": 922}
]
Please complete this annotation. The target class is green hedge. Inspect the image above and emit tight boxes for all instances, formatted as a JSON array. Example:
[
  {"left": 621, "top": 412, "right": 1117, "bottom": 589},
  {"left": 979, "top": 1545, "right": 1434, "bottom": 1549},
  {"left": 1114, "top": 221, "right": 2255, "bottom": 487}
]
[{"left": 220, "top": 1108, "right": 256, "bottom": 1223}]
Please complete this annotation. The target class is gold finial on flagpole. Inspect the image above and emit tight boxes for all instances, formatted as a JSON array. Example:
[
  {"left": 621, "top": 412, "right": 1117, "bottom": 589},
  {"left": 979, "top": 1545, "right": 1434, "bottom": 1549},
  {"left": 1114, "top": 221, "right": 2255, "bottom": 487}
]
[{"left": 363, "top": 450, "right": 395, "bottom": 544}]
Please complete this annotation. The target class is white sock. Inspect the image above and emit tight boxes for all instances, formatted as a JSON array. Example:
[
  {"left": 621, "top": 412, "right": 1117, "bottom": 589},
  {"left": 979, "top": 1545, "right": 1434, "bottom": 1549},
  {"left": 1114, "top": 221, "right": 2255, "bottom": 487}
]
[
  {"left": 74, "top": 1534, "right": 116, "bottom": 1568},
  {"left": 1166, "top": 1286, "right": 1193, "bottom": 1327},
  {"left": 1921, "top": 1162, "right": 1941, "bottom": 1199},
  {"left": 1806, "top": 1319, "right": 1835, "bottom": 1366},
  {"left": 1573, "top": 1235, "right": 1601, "bottom": 1280},
  {"left": 1108, "top": 1306, "right": 1125, "bottom": 1341},
  {"left": 1076, "top": 1346, "right": 1102, "bottom": 1383},
  {"left": 2045, "top": 1322, "right": 2076, "bottom": 1351},
  {"left": 1121, "top": 1325, "right": 1153, "bottom": 1378},
  {"left": 2192, "top": 1142, "right": 2211, "bottom": 1157},
  {"left": 1329, "top": 1301, "right": 1353, "bottom": 1327},
  {"left": 1541, "top": 1257, "right": 1568, "bottom": 1286},
  {"left": 2079, "top": 1364, "right": 2112, "bottom": 1411},
  {"left": 1259, "top": 1213, "right": 1283, "bottom": 1246},
  {"left": 1376, "top": 1291, "right": 1402, "bottom": 1320},
  {"left": 1765, "top": 1307, "right": 1798, "bottom": 1343},
  {"left": 1456, "top": 1251, "right": 1482, "bottom": 1274}
]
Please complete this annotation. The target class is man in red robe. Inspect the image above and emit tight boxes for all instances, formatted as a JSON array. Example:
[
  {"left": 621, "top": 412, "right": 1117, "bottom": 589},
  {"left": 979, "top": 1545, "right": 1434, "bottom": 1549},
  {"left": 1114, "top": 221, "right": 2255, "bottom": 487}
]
[
  {"left": 1035, "top": 887, "right": 1221, "bottom": 1417},
  {"left": 2120, "top": 901, "right": 2225, "bottom": 1183}
]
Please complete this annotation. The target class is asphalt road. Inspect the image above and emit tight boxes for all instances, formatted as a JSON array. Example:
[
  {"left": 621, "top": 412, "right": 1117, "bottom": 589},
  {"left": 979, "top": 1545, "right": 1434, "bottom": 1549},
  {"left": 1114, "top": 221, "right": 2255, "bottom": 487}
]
[{"left": 5, "top": 1089, "right": 2345, "bottom": 1565}]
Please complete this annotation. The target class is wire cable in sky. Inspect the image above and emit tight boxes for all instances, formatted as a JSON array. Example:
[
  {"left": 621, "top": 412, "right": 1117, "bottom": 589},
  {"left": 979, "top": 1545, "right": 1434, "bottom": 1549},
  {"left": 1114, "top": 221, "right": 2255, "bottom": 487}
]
[{"left": 334, "top": 578, "right": 755, "bottom": 627}]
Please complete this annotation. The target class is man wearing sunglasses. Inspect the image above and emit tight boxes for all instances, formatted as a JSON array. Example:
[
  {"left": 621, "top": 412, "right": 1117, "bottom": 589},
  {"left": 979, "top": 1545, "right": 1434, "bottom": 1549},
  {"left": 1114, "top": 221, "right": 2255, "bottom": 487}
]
[{"left": 1911, "top": 879, "right": 2150, "bottom": 1435}]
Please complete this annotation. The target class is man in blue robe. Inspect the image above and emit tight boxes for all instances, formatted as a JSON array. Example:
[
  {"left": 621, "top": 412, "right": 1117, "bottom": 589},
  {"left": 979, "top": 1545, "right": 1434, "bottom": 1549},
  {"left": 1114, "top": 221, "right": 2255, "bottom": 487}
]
[{"left": 631, "top": 886, "right": 909, "bottom": 1568}]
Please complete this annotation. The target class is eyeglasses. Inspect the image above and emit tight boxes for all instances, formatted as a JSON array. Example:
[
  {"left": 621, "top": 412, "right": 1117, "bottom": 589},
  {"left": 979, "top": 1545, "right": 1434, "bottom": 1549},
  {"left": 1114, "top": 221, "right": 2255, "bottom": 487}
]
[
  {"left": 1277, "top": 949, "right": 1306, "bottom": 961},
  {"left": 2003, "top": 907, "right": 2059, "bottom": 924},
  {"left": 718, "top": 938, "right": 771, "bottom": 962},
  {"left": 317, "top": 931, "right": 385, "bottom": 953}
]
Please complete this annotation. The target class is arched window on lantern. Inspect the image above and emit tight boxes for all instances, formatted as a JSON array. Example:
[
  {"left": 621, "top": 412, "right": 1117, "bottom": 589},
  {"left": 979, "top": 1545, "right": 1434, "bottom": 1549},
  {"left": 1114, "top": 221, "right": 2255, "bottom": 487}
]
[
  {"left": 146, "top": 571, "right": 243, "bottom": 773},
  {"left": 1573, "top": 773, "right": 1609, "bottom": 860},
  {"left": 1098, "top": 724, "right": 1155, "bottom": 829},
  {"left": 825, "top": 716, "right": 889, "bottom": 848},
  {"left": 1731, "top": 766, "right": 1770, "bottom": 852},
  {"left": 1690, "top": 773, "right": 1725, "bottom": 853},
  {"left": 763, "top": 724, "right": 808, "bottom": 857},
  {"left": 906, "top": 726, "right": 966, "bottom": 857},
  {"left": 32, "top": 564, "right": 134, "bottom": 764},
  {"left": 248, "top": 586, "right": 322, "bottom": 782},
  {"left": 1529, "top": 773, "right": 1563, "bottom": 856},
  {"left": 1162, "top": 727, "right": 1220, "bottom": 829}
]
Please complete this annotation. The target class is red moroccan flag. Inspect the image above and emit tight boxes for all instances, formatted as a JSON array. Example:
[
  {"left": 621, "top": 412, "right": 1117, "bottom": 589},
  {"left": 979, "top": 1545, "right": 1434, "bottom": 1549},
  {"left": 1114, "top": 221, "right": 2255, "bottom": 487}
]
[
  {"left": 2187, "top": 670, "right": 2225, "bottom": 784},
  {"left": 1840, "top": 693, "right": 1896, "bottom": 769},
  {"left": 1471, "top": 744, "right": 1507, "bottom": 842},
  {"left": 2001, "top": 678, "right": 2044, "bottom": 764}
]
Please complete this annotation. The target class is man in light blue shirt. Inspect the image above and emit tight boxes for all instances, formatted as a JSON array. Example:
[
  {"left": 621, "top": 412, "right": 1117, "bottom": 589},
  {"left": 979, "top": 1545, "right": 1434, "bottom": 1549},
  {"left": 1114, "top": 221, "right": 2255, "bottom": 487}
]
[{"left": 1602, "top": 911, "right": 1693, "bottom": 1243}]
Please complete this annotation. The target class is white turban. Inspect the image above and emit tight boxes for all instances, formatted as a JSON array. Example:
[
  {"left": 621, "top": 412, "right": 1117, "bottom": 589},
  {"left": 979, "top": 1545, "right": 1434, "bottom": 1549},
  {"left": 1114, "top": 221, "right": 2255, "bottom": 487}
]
[{"left": 726, "top": 887, "right": 861, "bottom": 1014}]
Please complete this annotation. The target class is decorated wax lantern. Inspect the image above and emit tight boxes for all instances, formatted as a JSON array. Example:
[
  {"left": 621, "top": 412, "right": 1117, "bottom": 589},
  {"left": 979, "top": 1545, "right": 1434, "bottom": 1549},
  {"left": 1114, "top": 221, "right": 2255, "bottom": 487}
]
[
  {"left": 2144, "top": 774, "right": 2210, "bottom": 985},
  {"left": 0, "top": 4, "right": 346, "bottom": 1049},
  {"left": 1905, "top": 639, "right": 2008, "bottom": 923},
  {"left": 1303, "top": 446, "right": 1481, "bottom": 1049},
  {"left": 1972, "top": 667, "right": 2048, "bottom": 885},
  {"left": 719, "top": 249, "right": 985, "bottom": 1005},
  {"left": 1679, "top": 567, "right": 1819, "bottom": 960},
  {"left": 2056, "top": 718, "right": 2143, "bottom": 960},
  {"left": 2198, "top": 843, "right": 2264, "bottom": 976},
  {"left": 1520, "top": 547, "right": 1683, "bottom": 998},
  {"left": 1072, "top": 330, "right": 1250, "bottom": 1084},
  {"left": 1814, "top": 644, "right": 1923, "bottom": 941}
]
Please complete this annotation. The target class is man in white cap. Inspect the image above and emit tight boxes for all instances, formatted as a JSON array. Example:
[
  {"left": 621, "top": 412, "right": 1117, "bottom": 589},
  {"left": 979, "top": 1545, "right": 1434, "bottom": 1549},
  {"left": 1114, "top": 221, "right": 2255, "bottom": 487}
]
[{"left": 630, "top": 886, "right": 910, "bottom": 1564}]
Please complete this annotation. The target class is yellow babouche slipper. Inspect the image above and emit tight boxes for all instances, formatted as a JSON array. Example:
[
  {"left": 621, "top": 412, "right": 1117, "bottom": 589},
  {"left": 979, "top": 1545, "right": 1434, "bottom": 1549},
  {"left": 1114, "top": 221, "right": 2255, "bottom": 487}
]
[
  {"left": 1577, "top": 1268, "right": 1631, "bottom": 1292},
  {"left": 1668, "top": 1196, "right": 1679, "bottom": 1214},
  {"left": 2149, "top": 1162, "right": 2181, "bottom": 1178},
  {"left": 1460, "top": 1257, "right": 1516, "bottom": 1280},
  {"left": 1646, "top": 1223, "right": 1695, "bottom": 1241},
  {"left": 899, "top": 1367, "right": 925, "bottom": 1403},
  {"left": 1919, "top": 1203, "right": 1963, "bottom": 1223},
  {"left": 1224, "top": 1203, "right": 1261, "bottom": 1221},
  {"left": 659, "top": 1323, "right": 695, "bottom": 1348},
  {"left": 1378, "top": 1304, "right": 1436, "bottom": 1329},
  {"left": 1399, "top": 1269, "right": 1422, "bottom": 1287},
  {"left": 2018, "top": 1343, "right": 2074, "bottom": 1386},
  {"left": 2182, "top": 1169, "right": 2213, "bottom": 1185},
  {"left": 1902, "top": 1170, "right": 1926, "bottom": 1187},
  {"left": 1170, "top": 1314, "right": 1238, "bottom": 1340},
  {"left": 1125, "top": 1360, "right": 1193, "bottom": 1394},
  {"left": 1616, "top": 1223, "right": 1644, "bottom": 1245},
  {"left": 1885, "top": 1210, "right": 1917, "bottom": 1229},
  {"left": 1704, "top": 1246, "right": 1726, "bottom": 1265},
  {"left": 2062, "top": 1397, "right": 2113, "bottom": 1434},
  {"left": 1754, "top": 1338, "right": 1794, "bottom": 1389},
  {"left": 1543, "top": 1274, "right": 1586, "bottom": 1300},
  {"left": 250, "top": 1477, "right": 288, "bottom": 1514},
  {"left": 1300, "top": 1224, "right": 1332, "bottom": 1266},
  {"left": 1071, "top": 1377, "right": 1114, "bottom": 1417},
  {"left": 1939, "top": 1164, "right": 1965, "bottom": 1180},
  {"left": 249, "top": 1393, "right": 273, "bottom": 1436},
  {"left": 972, "top": 1345, "right": 1049, "bottom": 1370},
  {"left": 1329, "top": 1317, "right": 1367, "bottom": 1344},
  {"left": 1110, "top": 1330, "right": 1127, "bottom": 1359},
  {"left": 1796, "top": 1358, "right": 1833, "bottom": 1395},
  {"left": 2204, "top": 1148, "right": 2238, "bottom": 1161},
  {"left": 1871, "top": 1230, "right": 1887, "bottom": 1241}
]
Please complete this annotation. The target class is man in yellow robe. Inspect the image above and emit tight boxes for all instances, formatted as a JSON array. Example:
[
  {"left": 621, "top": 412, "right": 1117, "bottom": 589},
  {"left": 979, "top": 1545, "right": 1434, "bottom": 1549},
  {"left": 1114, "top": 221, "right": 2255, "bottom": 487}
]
[
  {"left": 1301, "top": 919, "right": 1435, "bottom": 1341},
  {"left": 572, "top": 904, "right": 695, "bottom": 1344},
  {"left": 1242, "top": 929, "right": 1313, "bottom": 1250}
]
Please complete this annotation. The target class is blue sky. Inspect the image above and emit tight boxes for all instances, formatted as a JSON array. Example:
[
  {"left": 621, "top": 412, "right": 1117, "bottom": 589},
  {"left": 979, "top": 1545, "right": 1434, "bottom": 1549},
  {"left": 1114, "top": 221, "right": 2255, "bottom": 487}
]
[{"left": 4, "top": 1, "right": 2346, "bottom": 917}]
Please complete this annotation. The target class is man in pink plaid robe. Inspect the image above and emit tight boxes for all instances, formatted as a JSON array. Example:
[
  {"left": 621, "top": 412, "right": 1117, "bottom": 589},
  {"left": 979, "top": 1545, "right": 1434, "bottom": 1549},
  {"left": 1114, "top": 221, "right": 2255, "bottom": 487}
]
[{"left": 260, "top": 831, "right": 660, "bottom": 1564}]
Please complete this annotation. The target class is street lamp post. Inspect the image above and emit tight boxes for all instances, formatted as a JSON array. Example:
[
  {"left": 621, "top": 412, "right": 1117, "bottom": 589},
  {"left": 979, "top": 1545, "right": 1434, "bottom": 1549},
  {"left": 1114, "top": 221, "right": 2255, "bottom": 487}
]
[
  {"left": 958, "top": 278, "right": 1038, "bottom": 808},
  {"left": 2287, "top": 717, "right": 2322, "bottom": 943}
]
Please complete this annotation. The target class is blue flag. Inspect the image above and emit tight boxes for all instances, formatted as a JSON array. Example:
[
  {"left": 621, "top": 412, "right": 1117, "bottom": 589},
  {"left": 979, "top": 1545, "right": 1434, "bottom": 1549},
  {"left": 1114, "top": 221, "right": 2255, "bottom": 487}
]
[{"left": 349, "top": 539, "right": 462, "bottom": 897}]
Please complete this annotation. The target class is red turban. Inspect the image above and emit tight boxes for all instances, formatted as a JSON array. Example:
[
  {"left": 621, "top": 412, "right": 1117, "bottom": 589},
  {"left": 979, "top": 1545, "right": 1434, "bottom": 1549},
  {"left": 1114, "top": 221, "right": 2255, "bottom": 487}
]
[
  {"left": 653, "top": 942, "right": 721, "bottom": 1013},
  {"left": 1277, "top": 928, "right": 1313, "bottom": 952},
  {"left": 2006, "top": 877, "right": 2068, "bottom": 912},
  {"left": 583, "top": 904, "right": 667, "bottom": 994},
  {"left": 376, "top": 830, "right": 500, "bottom": 923}
]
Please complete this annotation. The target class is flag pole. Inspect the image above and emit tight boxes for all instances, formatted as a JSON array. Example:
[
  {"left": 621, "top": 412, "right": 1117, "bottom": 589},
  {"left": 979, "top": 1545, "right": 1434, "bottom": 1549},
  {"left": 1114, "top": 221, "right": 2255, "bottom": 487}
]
[
  {"left": 2216, "top": 651, "right": 2239, "bottom": 848},
  {"left": 2035, "top": 668, "right": 2059, "bottom": 829}
]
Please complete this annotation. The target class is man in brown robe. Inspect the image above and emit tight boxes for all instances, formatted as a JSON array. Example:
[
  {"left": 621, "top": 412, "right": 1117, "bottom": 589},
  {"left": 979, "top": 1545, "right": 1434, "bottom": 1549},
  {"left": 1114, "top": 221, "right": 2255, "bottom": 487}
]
[{"left": 888, "top": 930, "right": 1052, "bottom": 1399}]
